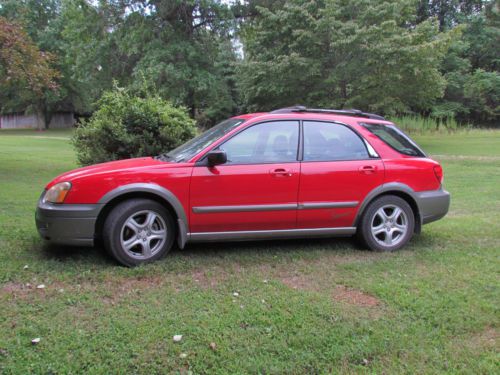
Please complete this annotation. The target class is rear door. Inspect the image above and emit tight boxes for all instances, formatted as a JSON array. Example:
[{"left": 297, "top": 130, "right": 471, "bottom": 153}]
[
  {"left": 189, "top": 120, "right": 300, "bottom": 233},
  {"left": 298, "top": 121, "right": 384, "bottom": 228}
]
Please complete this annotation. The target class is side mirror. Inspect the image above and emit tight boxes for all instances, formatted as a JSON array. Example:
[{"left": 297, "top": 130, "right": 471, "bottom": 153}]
[{"left": 206, "top": 150, "right": 227, "bottom": 167}]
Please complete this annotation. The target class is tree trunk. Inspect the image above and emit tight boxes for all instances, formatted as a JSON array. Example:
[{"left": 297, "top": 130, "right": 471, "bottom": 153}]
[
  {"left": 340, "top": 81, "right": 348, "bottom": 108},
  {"left": 44, "top": 107, "right": 53, "bottom": 130},
  {"left": 36, "top": 107, "right": 46, "bottom": 131},
  {"left": 35, "top": 100, "right": 49, "bottom": 130}
]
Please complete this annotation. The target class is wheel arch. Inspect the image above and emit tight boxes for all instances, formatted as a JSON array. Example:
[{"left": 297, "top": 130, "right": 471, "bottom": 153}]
[
  {"left": 354, "top": 183, "right": 422, "bottom": 234},
  {"left": 95, "top": 184, "right": 188, "bottom": 248}
]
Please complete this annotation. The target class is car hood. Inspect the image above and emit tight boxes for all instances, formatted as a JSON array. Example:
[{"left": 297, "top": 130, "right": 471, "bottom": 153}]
[{"left": 47, "top": 157, "right": 175, "bottom": 188}]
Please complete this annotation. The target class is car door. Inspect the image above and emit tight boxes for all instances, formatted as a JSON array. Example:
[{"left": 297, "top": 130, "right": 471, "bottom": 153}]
[
  {"left": 190, "top": 120, "right": 300, "bottom": 233},
  {"left": 298, "top": 120, "right": 384, "bottom": 229}
]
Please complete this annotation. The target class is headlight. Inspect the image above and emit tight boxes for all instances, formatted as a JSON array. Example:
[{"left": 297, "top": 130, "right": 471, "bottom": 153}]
[{"left": 43, "top": 182, "right": 72, "bottom": 204}]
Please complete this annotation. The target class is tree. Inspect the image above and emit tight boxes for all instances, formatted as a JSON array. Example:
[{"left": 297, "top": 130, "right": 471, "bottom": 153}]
[
  {"left": 430, "top": 1, "right": 499, "bottom": 124},
  {"left": 416, "top": 0, "right": 484, "bottom": 31},
  {"left": 56, "top": 0, "right": 128, "bottom": 113},
  {"left": 238, "top": 0, "right": 455, "bottom": 116},
  {"left": 116, "top": 0, "right": 239, "bottom": 126},
  {"left": 0, "top": 0, "right": 77, "bottom": 127},
  {"left": 0, "top": 16, "right": 59, "bottom": 129},
  {"left": 463, "top": 69, "right": 500, "bottom": 122}
]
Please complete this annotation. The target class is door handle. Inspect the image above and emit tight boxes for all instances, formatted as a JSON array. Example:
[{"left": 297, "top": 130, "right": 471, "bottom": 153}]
[
  {"left": 359, "top": 165, "right": 377, "bottom": 174},
  {"left": 270, "top": 168, "right": 293, "bottom": 177}
]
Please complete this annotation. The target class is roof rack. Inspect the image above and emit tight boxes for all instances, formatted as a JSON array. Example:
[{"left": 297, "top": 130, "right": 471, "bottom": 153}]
[{"left": 270, "top": 105, "right": 386, "bottom": 120}]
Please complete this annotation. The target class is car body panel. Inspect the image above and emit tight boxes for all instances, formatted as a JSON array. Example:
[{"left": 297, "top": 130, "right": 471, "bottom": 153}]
[
  {"left": 298, "top": 159, "right": 385, "bottom": 228},
  {"left": 382, "top": 158, "right": 441, "bottom": 192},
  {"left": 189, "top": 162, "right": 300, "bottom": 232},
  {"left": 54, "top": 159, "right": 193, "bottom": 221}
]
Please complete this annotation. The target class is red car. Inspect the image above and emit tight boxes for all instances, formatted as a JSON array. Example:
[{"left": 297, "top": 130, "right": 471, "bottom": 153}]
[{"left": 36, "top": 107, "right": 450, "bottom": 266}]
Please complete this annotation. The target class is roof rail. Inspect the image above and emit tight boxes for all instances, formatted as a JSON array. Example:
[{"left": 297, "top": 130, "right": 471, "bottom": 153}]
[{"left": 270, "top": 105, "right": 386, "bottom": 120}]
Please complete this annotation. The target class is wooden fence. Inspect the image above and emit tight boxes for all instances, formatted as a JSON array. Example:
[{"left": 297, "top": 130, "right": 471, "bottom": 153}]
[{"left": 0, "top": 112, "right": 75, "bottom": 129}]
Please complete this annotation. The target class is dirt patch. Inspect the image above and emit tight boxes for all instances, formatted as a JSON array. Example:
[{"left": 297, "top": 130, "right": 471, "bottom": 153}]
[
  {"left": 191, "top": 268, "right": 227, "bottom": 289},
  {"left": 280, "top": 274, "right": 319, "bottom": 292},
  {"left": 0, "top": 282, "right": 50, "bottom": 299},
  {"left": 278, "top": 270, "right": 383, "bottom": 315},
  {"left": 1, "top": 282, "right": 30, "bottom": 298},
  {"left": 99, "top": 275, "right": 170, "bottom": 304},
  {"left": 468, "top": 326, "right": 499, "bottom": 350},
  {"left": 332, "top": 285, "right": 380, "bottom": 307}
]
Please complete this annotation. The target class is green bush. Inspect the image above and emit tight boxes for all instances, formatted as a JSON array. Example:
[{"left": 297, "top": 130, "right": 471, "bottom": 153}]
[{"left": 72, "top": 86, "right": 196, "bottom": 166}]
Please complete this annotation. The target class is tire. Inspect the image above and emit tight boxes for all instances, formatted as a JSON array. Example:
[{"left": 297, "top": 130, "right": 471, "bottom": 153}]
[
  {"left": 103, "top": 199, "right": 175, "bottom": 266},
  {"left": 357, "top": 195, "right": 415, "bottom": 252}
]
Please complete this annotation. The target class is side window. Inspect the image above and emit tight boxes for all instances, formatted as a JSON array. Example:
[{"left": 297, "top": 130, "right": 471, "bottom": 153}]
[
  {"left": 360, "top": 122, "right": 425, "bottom": 157},
  {"left": 303, "top": 121, "right": 369, "bottom": 161},
  {"left": 219, "top": 121, "right": 299, "bottom": 164}
]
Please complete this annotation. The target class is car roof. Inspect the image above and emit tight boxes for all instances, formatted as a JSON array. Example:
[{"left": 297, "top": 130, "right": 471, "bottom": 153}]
[{"left": 232, "top": 111, "right": 393, "bottom": 126}]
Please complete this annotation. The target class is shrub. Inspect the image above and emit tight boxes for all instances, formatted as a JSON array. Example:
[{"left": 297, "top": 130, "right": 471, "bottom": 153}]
[
  {"left": 389, "top": 115, "right": 469, "bottom": 134},
  {"left": 72, "top": 86, "right": 196, "bottom": 166}
]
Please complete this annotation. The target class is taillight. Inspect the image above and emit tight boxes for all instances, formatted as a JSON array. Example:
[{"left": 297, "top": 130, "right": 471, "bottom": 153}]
[{"left": 433, "top": 165, "right": 443, "bottom": 184}]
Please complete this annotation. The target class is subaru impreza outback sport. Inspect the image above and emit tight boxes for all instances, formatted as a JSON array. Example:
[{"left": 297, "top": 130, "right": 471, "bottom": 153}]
[{"left": 36, "top": 107, "right": 450, "bottom": 266}]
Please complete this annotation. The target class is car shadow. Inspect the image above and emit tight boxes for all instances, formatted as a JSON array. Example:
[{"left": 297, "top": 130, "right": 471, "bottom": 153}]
[
  {"left": 39, "top": 233, "right": 435, "bottom": 268},
  {"left": 173, "top": 236, "right": 362, "bottom": 259},
  {"left": 39, "top": 242, "right": 116, "bottom": 266},
  {"left": 39, "top": 236, "right": 361, "bottom": 266}
]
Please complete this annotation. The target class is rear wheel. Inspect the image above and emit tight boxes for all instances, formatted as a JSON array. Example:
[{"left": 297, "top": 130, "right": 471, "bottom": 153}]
[
  {"left": 103, "top": 199, "right": 175, "bottom": 266},
  {"left": 357, "top": 195, "right": 415, "bottom": 252}
]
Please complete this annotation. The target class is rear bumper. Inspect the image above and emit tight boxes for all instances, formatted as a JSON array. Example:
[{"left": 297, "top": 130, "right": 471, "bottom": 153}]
[
  {"left": 415, "top": 188, "right": 450, "bottom": 224},
  {"left": 35, "top": 194, "right": 102, "bottom": 247}
]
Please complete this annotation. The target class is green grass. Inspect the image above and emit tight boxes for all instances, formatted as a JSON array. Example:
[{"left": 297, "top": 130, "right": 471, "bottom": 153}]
[{"left": 0, "top": 129, "right": 499, "bottom": 374}]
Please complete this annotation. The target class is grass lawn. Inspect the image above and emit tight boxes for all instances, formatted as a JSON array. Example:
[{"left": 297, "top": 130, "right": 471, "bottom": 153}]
[{"left": 0, "top": 129, "right": 498, "bottom": 374}]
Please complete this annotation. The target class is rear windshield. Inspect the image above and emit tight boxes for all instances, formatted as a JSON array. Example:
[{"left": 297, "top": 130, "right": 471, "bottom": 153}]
[{"left": 360, "top": 123, "right": 426, "bottom": 157}]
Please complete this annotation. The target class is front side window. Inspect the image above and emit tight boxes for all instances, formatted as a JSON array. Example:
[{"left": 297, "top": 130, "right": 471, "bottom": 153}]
[
  {"left": 218, "top": 121, "right": 299, "bottom": 164},
  {"left": 303, "top": 121, "right": 369, "bottom": 161},
  {"left": 360, "top": 123, "right": 426, "bottom": 157},
  {"left": 163, "top": 119, "right": 245, "bottom": 162}
]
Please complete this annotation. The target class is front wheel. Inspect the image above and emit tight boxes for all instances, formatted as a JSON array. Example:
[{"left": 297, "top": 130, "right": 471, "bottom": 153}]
[
  {"left": 357, "top": 195, "right": 415, "bottom": 252},
  {"left": 103, "top": 199, "right": 175, "bottom": 266}
]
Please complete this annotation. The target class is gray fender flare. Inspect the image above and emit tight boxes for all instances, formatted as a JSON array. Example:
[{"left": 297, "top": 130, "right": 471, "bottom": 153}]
[
  {"left": 354, "top": 182, "right": 422, "bottom": 231},
  {"left": 98, "top": 183, "right": 189, "bottom": 249}
]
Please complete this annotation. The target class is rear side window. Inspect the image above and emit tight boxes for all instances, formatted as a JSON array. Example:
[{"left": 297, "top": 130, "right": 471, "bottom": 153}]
[
  {"left": 360, "top": 123, "right": 426, "bottom": 157},
  {"left": 303, "top": 121, "right": 369, "bottom": 161}
]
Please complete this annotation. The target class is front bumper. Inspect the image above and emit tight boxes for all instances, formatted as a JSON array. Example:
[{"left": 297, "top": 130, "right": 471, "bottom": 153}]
[
  {"left": 35, "top": 194, "right": 102, "bottom": 247},
  {"left": 415, "top": 188, "right": 451, "bottom": 224}
]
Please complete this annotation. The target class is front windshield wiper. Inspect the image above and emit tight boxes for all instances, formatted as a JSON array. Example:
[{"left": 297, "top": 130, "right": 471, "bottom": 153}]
[{"left": 154, "top": 153, "right": 174, "bottom": 162}]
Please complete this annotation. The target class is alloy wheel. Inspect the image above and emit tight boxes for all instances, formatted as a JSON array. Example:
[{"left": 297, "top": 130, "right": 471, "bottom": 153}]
[
  {"left": 370, "top": 204, "right": 409, "bottom": 247},
  {"left": 120, "top": 210, "right": 168, "bottom": 259}
]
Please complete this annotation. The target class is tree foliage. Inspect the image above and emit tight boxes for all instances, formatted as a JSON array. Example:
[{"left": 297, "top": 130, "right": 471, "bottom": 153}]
[
  {"left": 433, "top": 1, "right": 499, "bottom": 123},
  {"left": 238, "top": 0, "right": 455, "bottom": 116},
  {"left": 0, "top": 16, "right": 59, "bottom": 122},
  {"left": 72, "top": 84, "right": 196, "bottom": 166},
  {"left": 0, "top": 0, "right": 498, "bottom": 127}
]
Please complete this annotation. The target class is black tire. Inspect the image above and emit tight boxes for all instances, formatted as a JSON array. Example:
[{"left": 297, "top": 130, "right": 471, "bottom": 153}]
[
  {"left": 103, "top": 199, "right": 175, "bottom": 266},
  {"left": 357, "top": 195, "right": 415, "bottom": 252}
]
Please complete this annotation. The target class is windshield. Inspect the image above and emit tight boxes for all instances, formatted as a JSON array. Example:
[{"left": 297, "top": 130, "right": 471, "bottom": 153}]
[{"left": 158, "top": 118, "right": 245, "bottom": 162}]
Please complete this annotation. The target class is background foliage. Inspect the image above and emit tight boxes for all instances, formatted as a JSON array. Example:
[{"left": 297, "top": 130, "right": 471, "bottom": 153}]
[
  {"left": 72, "top": 84, "right": 196, "bottom": 165},
  {"left": 0, "top": 0, "right": 498, "bottom": 128},
  {"left": 0, "top": 16, "right": 59, "bottom": 129}
]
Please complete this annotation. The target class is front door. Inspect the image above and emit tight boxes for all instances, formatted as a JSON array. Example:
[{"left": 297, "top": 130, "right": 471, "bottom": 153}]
[
  {"left": 190, "top": 120, "right": 300, "bottom": 233},
  {"left": 298, "top": 121, "right": 384, "bottom": 228}
]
